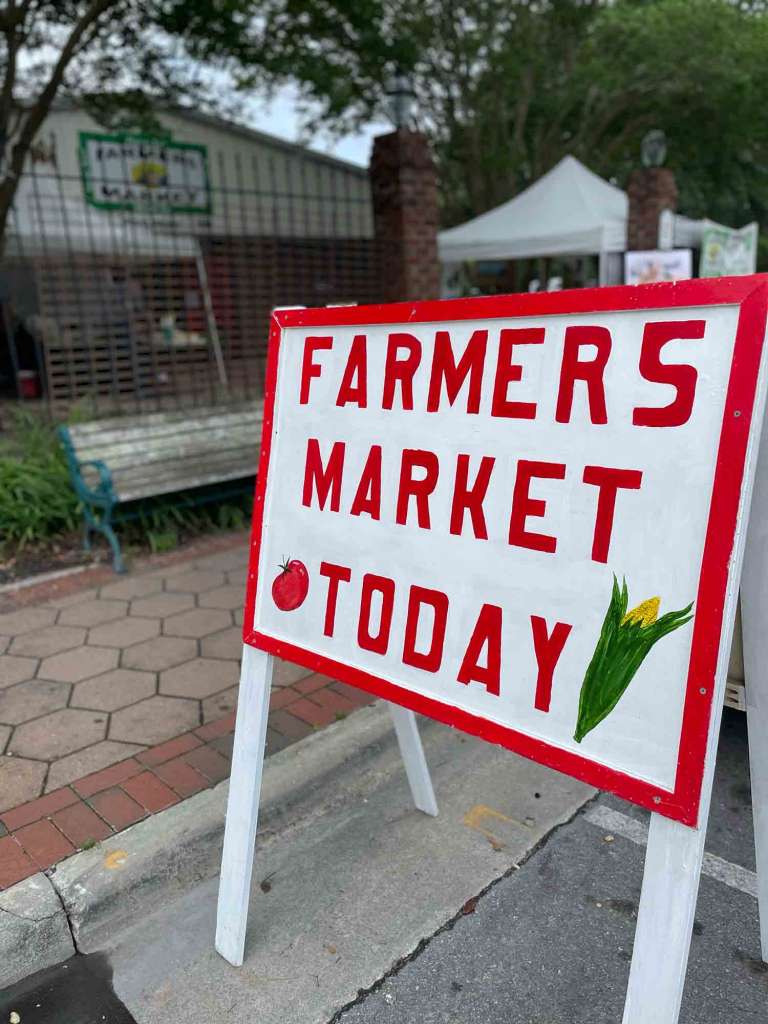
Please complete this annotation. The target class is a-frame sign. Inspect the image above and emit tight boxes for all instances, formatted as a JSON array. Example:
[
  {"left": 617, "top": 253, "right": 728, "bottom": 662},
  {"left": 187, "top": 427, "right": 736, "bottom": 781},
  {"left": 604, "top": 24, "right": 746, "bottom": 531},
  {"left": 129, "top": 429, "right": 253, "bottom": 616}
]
[{"left": 216, "top": 277, "right": 768, "bottom": 1023}]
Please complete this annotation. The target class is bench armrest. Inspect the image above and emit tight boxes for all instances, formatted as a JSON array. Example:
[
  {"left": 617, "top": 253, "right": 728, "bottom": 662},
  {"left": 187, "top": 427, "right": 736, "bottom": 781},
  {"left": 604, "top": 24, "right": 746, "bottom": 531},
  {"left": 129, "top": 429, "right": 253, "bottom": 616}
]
[
  {"left": 57, "top": 426, "right": 117, "bottom": 508},
  {"left": 79, "top": 459, "right": 114, "bottom": 497}
]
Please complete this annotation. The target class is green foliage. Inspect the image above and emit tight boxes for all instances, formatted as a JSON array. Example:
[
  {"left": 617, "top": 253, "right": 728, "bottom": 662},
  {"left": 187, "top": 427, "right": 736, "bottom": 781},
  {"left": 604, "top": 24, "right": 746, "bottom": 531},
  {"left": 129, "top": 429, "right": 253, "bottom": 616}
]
[
  {"left": 121, "top": 486, "right": 252, "bottom": 555},
  {"left": 229, "top": 0, "right": 768, "bottom": 239},
  {"left": 579, "top": 0, "right": 768, "bottom": 230},
  {"left": 417, "top": 0, "right": 768, "bottom": 230},
  {"left": 0, "top": 409, "right": 80, "bottom": 549},
  {"left": 574, "top": 577, "right": 693, "bottom": 744}
]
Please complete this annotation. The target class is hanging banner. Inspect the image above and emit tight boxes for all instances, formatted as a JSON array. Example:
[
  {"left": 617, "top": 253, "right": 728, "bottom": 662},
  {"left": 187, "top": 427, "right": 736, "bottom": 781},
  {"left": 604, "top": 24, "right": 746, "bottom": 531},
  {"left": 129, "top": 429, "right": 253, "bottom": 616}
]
[
  {"left": 79, "top": 132, "right": 211, "bottom": 214},
  {"left": 244, "top": 279, "right": 768, "bottom": 826},
  {"left": 700, "top": 223, "right": 758, "bottom": 278}
]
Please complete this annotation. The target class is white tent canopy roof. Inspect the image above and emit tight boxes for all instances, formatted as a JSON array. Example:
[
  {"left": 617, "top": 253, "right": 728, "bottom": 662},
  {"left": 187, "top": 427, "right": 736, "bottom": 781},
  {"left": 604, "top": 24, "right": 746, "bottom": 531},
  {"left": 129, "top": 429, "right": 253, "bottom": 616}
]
[{"left": 438, "top": 155, "right": 721, "bottom": 263}]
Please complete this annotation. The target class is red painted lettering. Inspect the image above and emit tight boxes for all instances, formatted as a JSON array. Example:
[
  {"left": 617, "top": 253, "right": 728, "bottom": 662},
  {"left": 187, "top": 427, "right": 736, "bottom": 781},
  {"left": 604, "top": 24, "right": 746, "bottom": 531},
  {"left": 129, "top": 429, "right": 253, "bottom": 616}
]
[
  {"left": 336, "top": 334, "right": 368, "bottom": 407},
  {"left": 508, "top": 460, "right": 566, "bottom": 553},
  {"left": 300, "top": 336, "right": 333, "bottom": 404},
  {"left": 491, "top": 327, "right": 544, "bottom": 419},
  {"left": 427, "top": 329, "right": 487, "bottom": 414},
  {"left": 302, "top": 438, "right": 345, "bottom": 511},
  {"left": 358, "top": 573, "right": 395, "bottom": 655},
  {"left": 383, "top": 333, "right": 421, "bottom": 410},
  {"left": 319, "top": 561, "right": 351, "bottom": 637},
  {"left": 396, "top": 449, "right": 439, "bottom": 529},
  {"left": 530, "top": 616, "right": 572, "bottom": 712},
  {"left": 633, "top": 320, "right": 704, "bottom": 427},
  {"left": 457, "top": 604, "right": 502, "bottom": 696},
  {"left": 450, "top": 454, "right": 495, "bottom": 539},
  {"left": 350, "top": 445, "right": 382, "bottom": 520},
  {"left": 402, "top": 586, "right": 449, "bottom": 673},
  {"left": 582, "top": 465, "right": 643, "bottom": 563},
  {"left": 556, "top": 325, "right": 611, "bottom": 424}
]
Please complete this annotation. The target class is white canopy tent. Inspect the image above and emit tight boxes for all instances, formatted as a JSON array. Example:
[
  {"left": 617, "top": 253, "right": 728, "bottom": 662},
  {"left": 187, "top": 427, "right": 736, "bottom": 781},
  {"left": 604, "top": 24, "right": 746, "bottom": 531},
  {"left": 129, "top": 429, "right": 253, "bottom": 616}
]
[
  {"left": 439, "top": 156, "right": 627, "bottom": 263},
  {"left": 438, "top": 155, "right": 725, "bottom": 287}
]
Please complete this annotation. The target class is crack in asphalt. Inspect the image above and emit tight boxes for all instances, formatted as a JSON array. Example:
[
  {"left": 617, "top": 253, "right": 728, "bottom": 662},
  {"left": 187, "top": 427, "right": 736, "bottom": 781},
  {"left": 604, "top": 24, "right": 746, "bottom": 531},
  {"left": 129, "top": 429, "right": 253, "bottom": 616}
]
[{"left": 324, "top": 791, "right": 602, "bottom": 1024}]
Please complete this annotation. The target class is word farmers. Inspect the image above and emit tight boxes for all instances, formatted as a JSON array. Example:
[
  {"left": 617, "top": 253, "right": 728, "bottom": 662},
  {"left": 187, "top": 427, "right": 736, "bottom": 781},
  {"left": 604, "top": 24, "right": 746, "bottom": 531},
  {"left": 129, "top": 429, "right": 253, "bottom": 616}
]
[{"left": 300, "top": 320, "right": 706, "bottom": 426}]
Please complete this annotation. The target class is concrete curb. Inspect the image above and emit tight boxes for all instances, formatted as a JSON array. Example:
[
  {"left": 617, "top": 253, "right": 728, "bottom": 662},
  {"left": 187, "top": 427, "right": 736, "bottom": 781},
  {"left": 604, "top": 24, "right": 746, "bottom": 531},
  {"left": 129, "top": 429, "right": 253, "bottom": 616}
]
[
  {"left": 0, "top": 873, "right": 75, "bottom": 989},
  {"left": 49, "top": 703, "right": 399, "bottom": 953}
]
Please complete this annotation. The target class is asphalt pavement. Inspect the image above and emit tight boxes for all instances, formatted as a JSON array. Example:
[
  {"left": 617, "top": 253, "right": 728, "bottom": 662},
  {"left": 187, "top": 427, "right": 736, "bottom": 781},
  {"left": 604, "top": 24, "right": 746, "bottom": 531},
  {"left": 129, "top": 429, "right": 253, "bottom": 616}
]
[
  {"left": 1, "top": 707, "right": 762, "bottom": 1024},
  {"left": 0, "top": 954, "right": 137, "bottom": 1024},
  {"left": 339, "top": 709, "right": 765, "bottom": 1024}
]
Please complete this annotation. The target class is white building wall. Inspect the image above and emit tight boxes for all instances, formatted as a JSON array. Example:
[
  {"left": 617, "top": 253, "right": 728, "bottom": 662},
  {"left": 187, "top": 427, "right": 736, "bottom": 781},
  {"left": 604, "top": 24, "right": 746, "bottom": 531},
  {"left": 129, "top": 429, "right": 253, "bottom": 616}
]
[{"left": 14, "top": 105, "right": 373, "bottom": 246}]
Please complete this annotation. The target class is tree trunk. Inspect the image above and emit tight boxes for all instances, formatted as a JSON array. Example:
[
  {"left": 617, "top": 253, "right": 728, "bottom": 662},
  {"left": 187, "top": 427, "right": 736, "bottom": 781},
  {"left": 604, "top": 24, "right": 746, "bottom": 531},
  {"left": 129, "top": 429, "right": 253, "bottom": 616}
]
[{"left": 0, "top": 174, "right": 21, "bottom": 259}]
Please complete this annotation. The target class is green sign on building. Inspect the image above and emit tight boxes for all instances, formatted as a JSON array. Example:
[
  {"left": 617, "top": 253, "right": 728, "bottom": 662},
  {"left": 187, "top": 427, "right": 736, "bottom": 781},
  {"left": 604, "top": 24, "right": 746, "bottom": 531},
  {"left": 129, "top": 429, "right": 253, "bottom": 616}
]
[{"left": 79, "top": 132, "right": 211, "bottom": 214}]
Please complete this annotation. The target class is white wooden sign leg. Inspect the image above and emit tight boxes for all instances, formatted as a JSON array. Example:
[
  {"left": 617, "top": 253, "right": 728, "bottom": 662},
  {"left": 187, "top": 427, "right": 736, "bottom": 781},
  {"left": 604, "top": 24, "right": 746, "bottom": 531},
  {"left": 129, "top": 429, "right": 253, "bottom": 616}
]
[
  {"left": 622, "top": 813, "right": 707, "bottom": 1023},
  {"left": 738, "top": 404, "right": 768, "bottom": 960},
  {"left": 215, "top": 645, "right": 273, "bottom": 966},
  {"left": 389, "top": 705, "right": 439, "bottom": 816},
  {"left": 744, "top": 612, "right": 768, "bottom": 960}
]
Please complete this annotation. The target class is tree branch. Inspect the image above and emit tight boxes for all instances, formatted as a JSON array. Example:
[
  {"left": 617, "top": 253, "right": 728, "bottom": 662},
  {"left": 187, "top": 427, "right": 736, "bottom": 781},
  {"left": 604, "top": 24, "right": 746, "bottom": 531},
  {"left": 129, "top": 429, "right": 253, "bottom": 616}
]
[
  {"left": 8, "top": 0, "right": 121, "bottom": 182},
  {"left": 0, "top": 0, "right": 121, "bottom": 247}
]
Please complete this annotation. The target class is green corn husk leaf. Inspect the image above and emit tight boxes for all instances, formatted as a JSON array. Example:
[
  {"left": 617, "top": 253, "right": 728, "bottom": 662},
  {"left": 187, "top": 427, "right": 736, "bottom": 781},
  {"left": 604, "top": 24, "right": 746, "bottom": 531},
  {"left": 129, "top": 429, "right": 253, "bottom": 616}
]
[{"left": 573, "top": 576, "right": 693, "bottom": 743}]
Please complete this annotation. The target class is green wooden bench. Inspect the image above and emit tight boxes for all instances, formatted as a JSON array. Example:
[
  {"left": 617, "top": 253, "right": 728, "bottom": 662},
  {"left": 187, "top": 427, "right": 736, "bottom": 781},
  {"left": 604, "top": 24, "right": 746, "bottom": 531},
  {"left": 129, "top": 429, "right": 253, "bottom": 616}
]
[{"left": 58, "top": 402, "right": 263, "bottom": 573}]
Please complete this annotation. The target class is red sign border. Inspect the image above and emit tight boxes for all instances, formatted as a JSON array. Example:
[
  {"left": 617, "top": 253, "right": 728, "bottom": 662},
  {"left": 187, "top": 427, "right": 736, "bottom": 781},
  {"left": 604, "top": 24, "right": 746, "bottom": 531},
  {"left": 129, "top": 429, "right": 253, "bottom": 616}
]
[{"left": 243, "top": 277, "right": 768, "bottom": 827}]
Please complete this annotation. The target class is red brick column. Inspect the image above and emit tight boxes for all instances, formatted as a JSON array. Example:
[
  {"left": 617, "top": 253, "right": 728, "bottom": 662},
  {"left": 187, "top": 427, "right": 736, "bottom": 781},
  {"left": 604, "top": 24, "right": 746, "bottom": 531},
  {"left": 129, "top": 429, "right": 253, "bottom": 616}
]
[
  {"left": 626, "top": 167, "right": 678, "bottom": 250},
  {"left": 369, "top": 129, "right": 440, "bottom": 302}
]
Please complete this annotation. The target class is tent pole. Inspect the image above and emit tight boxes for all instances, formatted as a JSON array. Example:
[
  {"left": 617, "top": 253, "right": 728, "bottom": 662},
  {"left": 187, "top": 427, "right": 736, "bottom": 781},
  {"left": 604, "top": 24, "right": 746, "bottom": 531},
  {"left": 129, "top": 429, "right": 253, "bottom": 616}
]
[{"left": 598, "top": 251, "right": 608, "bottom": 287}]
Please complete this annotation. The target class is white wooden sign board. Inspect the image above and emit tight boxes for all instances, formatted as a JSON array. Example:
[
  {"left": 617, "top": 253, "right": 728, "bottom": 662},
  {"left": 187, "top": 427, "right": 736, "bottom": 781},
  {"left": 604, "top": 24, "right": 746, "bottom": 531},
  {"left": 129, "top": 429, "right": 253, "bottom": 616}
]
[{"left": 216, "top": 277, "right": 768, "bottom": 1024}]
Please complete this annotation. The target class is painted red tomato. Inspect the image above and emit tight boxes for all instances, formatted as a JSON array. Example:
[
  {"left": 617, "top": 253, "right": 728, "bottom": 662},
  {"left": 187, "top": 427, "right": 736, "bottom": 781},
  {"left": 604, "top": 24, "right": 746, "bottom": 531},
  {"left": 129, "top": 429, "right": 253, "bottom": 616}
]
[{"left": 271, "top": 559, "right": 309, "bottom": 611}]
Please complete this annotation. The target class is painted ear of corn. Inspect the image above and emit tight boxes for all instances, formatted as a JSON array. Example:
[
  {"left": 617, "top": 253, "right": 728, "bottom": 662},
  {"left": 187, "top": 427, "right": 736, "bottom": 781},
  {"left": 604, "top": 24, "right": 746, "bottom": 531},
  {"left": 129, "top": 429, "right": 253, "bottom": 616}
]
[{"left": 574, "top": 577, "right": 693, "bottom": 743}]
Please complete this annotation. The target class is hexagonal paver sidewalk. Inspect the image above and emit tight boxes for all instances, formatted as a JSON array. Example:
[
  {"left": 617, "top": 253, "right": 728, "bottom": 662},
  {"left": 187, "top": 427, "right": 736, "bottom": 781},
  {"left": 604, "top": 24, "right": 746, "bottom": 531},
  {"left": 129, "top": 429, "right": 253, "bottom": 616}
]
[
  {"left": 0, "top": 534, "right": 375, "bottom": 891},
  {"left": 0, "top": 540, "right": 254, "bottom": 808}
]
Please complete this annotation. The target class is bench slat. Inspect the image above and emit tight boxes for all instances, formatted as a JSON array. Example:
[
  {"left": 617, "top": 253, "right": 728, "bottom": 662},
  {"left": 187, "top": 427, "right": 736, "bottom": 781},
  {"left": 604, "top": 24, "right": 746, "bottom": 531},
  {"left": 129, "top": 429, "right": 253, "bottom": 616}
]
[
  {"left": 67, "top": 402, "right": 260, "bottom": 439},
  {"left": 110, "top": 445, "right": 259, "bottom": 489},
  {"left": 75, "top": 428, "right": 260, "bottom": 470},
  {"left": 69, "top": 407, "right": 263, "bottom": 452},
  {"left": 116, "top": 457, "right": 257, "bottom": 502}
]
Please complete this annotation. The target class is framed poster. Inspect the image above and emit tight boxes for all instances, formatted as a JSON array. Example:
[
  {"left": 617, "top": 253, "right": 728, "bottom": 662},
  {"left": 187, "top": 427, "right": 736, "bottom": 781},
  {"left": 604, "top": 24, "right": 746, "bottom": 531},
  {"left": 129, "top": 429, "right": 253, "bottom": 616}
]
[
  {"left": 625, "top": 248, "right": 693, "bottom": 286},
  {"left": 243, "top": 278, "right": 768, "bottom": 827}
]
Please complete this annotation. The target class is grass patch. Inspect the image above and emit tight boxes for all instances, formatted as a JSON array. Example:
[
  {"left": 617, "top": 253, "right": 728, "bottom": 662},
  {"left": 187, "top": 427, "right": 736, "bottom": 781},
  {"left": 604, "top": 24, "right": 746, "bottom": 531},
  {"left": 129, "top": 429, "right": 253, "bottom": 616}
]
[{"left": 125, "top": 486, "right": 252, "bottom": 553}]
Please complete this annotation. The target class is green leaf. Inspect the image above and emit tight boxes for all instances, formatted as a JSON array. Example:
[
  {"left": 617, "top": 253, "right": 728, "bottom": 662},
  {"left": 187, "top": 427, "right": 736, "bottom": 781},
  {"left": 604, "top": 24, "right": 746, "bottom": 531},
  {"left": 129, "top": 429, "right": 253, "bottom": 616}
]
[{"left": 574, "top": 578, "right": 693, "bottom": 744}]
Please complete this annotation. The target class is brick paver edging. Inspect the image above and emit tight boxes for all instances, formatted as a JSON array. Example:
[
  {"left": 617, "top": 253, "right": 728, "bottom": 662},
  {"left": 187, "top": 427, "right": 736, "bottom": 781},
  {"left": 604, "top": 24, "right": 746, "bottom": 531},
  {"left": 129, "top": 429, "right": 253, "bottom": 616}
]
[
  {"left": 0, "top": 530, "right": 249, "bottom": 614},
  {"left": 0, "top": 675, "right": 373, "bottom": 890}
]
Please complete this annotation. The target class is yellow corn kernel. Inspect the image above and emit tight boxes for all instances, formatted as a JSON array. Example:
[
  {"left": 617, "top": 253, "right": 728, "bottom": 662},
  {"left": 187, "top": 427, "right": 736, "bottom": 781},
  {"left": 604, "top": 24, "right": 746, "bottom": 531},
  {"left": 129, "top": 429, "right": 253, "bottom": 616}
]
[{"left": 622, "top": 596, "right": 660, "bottom": 627}]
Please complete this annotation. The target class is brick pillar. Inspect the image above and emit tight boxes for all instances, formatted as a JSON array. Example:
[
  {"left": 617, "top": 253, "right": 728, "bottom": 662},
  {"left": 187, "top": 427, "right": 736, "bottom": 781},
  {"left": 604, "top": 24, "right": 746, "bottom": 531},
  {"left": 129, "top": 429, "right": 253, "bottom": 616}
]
[
  {"left": 369, "top": 129, "right": 440, "bottom": 302},
  {"left": 626, "top": 167, "right": 678, "bottom": 250}
]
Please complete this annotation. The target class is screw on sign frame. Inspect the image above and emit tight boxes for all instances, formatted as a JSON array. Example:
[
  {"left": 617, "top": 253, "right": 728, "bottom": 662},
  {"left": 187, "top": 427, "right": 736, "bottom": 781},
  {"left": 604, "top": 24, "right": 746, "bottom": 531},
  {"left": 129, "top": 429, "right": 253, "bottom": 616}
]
[{"left": 215, "top": 277, "right": 768, "bottom": 1024}]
